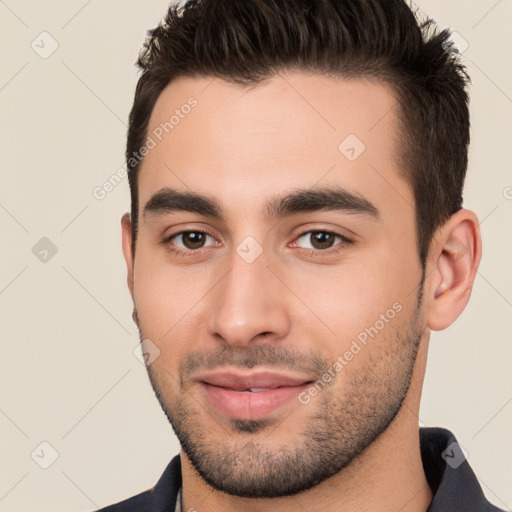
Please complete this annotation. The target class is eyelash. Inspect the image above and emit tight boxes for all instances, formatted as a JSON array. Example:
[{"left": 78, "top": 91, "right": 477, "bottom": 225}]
[{"left": 161, "top": 228, "right": 353, "bottom": 258}]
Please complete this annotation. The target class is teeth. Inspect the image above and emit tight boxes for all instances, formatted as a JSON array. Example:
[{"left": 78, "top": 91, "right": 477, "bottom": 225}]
[
  {"left": 232, "top": 387, "right": 279, "bottom": 392},
  {"left": 234, "top": 387, "right": 271, "bottom": 392}
]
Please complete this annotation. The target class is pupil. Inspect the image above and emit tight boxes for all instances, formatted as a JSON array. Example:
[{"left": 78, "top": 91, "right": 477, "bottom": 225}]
[
  {"left": 312, "top": 232, "right": 333, "bottom": 250},
  {"left": 184, "top": 232, "right": 205, "bottom": 249}
]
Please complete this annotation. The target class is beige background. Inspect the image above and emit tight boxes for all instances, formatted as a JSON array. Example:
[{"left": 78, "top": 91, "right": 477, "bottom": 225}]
[{"left": 1, "top": 1, "right": 511, "bottom": 510}]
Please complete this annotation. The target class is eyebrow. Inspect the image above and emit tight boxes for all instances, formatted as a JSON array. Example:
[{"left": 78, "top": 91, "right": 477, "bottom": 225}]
[{"left": 143, "top": 185, "right": 380, "bottom": 223}]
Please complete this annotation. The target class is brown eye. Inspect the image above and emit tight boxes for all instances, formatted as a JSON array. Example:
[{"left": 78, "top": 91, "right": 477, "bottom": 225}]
[
  {"left": 170, "top": 231, "right": 214, "bottom": 250},
  {"left": 296, "top": 231, "right": 342, "bottom": 250},
  {"left": 311, "top": 232, "right": 336, "bottom": 249},
  {"left": 182, "top": 232, "right": 206, "bottom": 249}
]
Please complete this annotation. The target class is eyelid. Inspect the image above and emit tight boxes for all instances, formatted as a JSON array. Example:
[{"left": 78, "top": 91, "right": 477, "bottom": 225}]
[
  {"left": 294, "top": 230, "right": 350, "bottom": 244},
  {"left": 292, "top": 222, "right": 359, "bottom": 240}
]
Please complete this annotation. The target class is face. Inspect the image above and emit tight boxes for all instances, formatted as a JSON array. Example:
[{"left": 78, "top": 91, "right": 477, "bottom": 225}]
[{"left": 123, "top": 72, "right": 426, "bottom": 498}]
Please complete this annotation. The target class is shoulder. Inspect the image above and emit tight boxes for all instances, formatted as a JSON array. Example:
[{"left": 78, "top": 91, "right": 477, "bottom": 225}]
[
  {"left": 94, "top": 454, "right": 182, "bottom": 512},
  {"left": 96, "top": 489, "right": 154, "bottom": 512},
  {"left": 420, "top": 427, "right": 507, "bottom": 512}
]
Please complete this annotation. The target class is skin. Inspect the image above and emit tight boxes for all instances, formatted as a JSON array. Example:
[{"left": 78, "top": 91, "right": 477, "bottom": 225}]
[{"left": 121, "top": 71, "right": 481, "bottom": 512}]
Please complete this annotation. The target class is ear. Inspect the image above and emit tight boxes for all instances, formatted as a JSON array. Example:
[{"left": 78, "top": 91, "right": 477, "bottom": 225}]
[
  {"left": 425, "top": 209, "right": 482, "bottom": 331},
  {"left": 121, "top": 213, "right": 135, "bottom": 301}
]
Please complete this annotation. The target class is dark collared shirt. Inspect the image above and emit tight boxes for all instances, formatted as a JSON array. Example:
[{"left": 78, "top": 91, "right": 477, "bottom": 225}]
[{"left": 96, "top": 427, "right": 506, "bottom": 511}]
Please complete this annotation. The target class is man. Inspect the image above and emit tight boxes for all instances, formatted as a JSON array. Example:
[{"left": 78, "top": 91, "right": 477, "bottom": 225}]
[{"left": 97, "top": 0, "right": 504, "bottom": 510}]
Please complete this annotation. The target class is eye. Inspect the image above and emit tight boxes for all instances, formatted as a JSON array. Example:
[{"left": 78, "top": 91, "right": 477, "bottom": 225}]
[
  {"left": 293, "top": 230, "right": 351, "bottom": 253},
  {"left": 164, "top": 230, "right": 217, "bottom": 254}
]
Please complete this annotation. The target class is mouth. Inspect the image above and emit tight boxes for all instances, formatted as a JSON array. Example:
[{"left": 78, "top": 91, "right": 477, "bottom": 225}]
[{"left": 196, "top": 369, "right": 315, "bottom": 421}]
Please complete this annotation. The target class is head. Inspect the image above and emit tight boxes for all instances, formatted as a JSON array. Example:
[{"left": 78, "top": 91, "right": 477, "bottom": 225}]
[{"left": 121, "top": 0, "right": 481, "bottom": 499}]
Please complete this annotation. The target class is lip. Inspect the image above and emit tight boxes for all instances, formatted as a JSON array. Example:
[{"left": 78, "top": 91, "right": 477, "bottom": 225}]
[
  {"left": 198, "top": 369, "right": 313, "bottom": 389},
  {"left": 196, "top": 369, "right": 314, "bottom": 420}
]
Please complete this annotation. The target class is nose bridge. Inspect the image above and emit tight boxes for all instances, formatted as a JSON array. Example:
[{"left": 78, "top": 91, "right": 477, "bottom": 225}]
[{"left": 207, "top": 249, "right": 290, "bottom": 346}]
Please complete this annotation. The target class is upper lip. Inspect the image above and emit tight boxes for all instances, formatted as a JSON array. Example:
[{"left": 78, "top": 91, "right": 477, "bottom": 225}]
[{"left": 197, "top": 369, "right": 315, "bottom": 390}]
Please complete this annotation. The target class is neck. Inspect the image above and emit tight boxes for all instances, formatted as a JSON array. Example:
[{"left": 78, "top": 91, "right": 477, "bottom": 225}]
[{"left": 181, "top": 340, "right": 432, "bottom": 512}]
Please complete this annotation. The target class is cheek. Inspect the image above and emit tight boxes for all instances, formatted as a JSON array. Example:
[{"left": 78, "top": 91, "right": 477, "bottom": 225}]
[
  {"left": 283, "top": 252, "right": 416, "bottom": 345},
  {"left": 132, "top": 248, "right": 211, "bottom": 339}
]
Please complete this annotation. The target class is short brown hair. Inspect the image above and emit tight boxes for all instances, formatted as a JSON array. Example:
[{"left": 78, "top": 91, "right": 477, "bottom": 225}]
[{"left": 126, "top": 0, "right": 470, "bottom": 265}]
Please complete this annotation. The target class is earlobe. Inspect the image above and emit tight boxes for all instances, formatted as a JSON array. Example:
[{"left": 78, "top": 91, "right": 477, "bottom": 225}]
[
  {"left": 121, "top": 213, "right": 135, "bottom": 301},
  {"left": 132, "top": 308, "right": 140, "bottom": 327},
  {"left": 426, "top": 209, "right": 482, "bottom": 331}
]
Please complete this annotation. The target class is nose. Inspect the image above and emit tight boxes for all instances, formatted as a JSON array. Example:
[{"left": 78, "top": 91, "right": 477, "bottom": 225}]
[{"left": 206, "top": 251, "right": 291, "bottom": 348}]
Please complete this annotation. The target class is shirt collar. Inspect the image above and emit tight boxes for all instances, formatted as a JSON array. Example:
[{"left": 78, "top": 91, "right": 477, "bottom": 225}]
[{"left": 419, "top": 427, "right": 504, "bottom": 511}]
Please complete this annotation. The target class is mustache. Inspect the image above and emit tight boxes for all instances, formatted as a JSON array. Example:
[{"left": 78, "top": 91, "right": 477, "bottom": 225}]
[{"left": 180, "top": 345, "right": 330, "bottom": 379}]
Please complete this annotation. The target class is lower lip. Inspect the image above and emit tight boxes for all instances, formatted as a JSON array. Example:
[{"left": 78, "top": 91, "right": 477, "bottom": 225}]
[{"left": 200, "top": 382, "right": 311, "bottom": 420}]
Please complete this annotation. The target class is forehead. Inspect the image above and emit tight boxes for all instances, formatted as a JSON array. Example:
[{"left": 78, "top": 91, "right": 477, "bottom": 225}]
[{"left": 137, "top": 71, "right": 413, "bottom": 223}]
